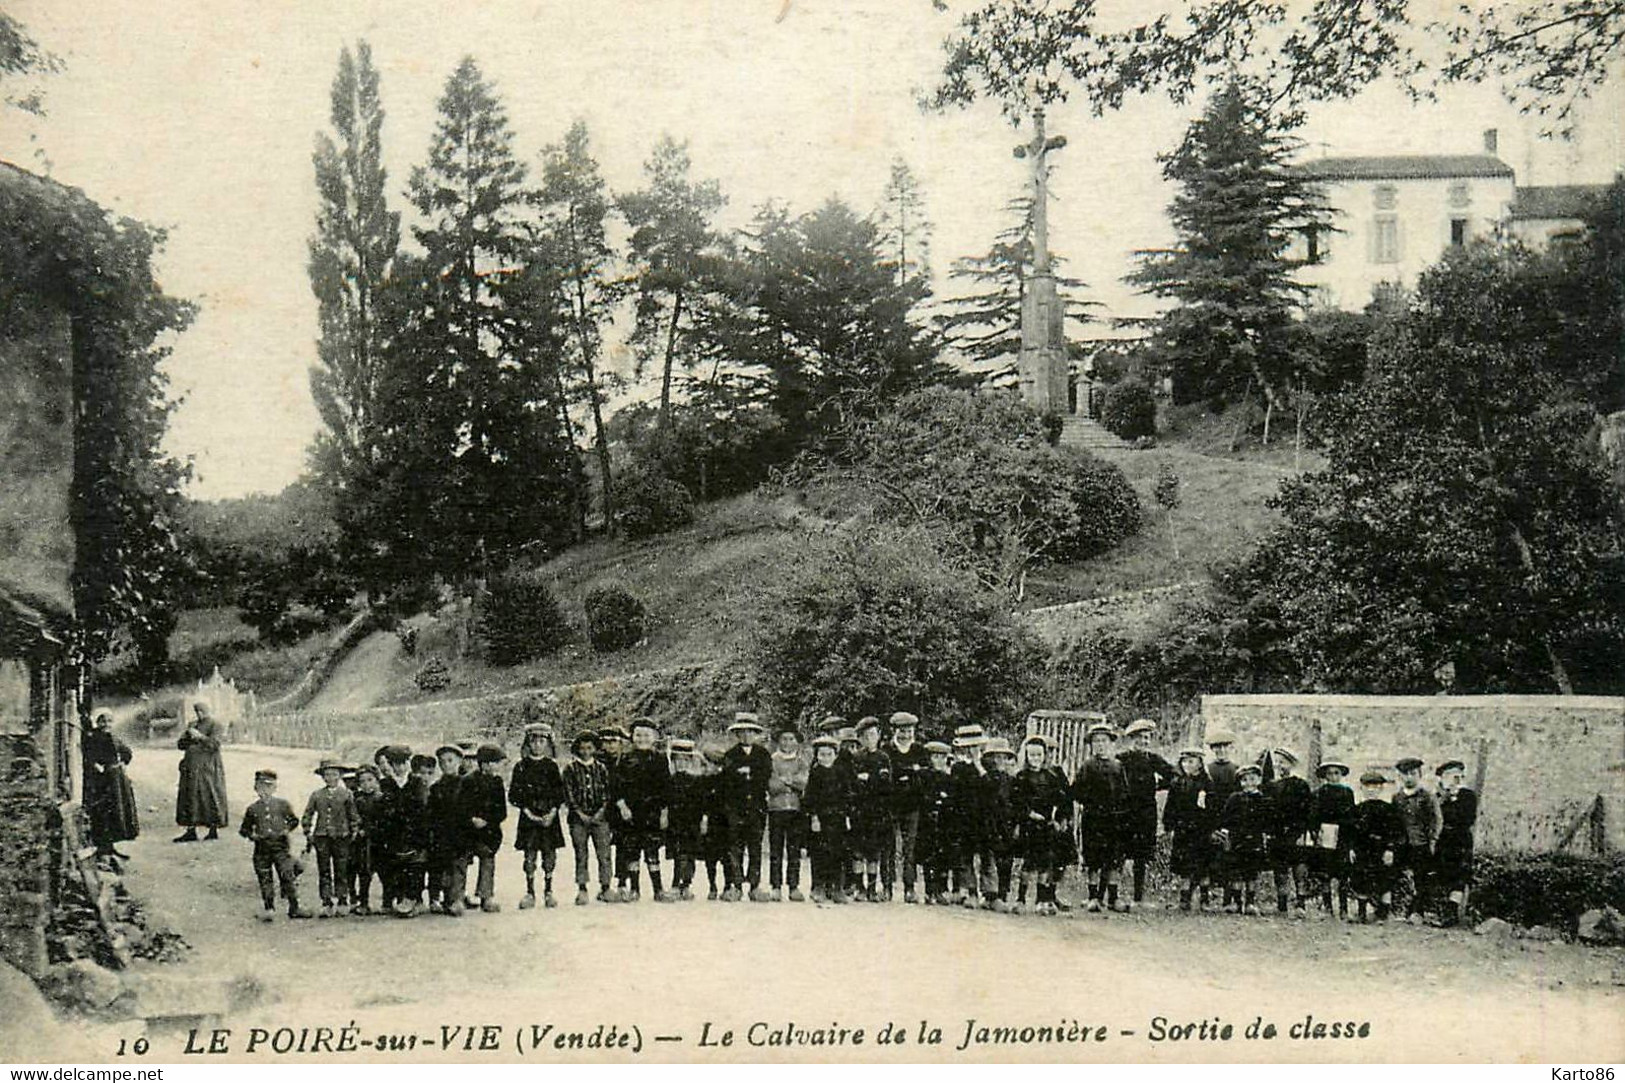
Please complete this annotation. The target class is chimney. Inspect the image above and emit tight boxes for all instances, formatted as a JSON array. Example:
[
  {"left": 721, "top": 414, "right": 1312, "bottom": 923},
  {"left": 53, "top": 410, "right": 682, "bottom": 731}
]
[{"left": 1483, "top": 128, "right": 1499, "bottom": 155}]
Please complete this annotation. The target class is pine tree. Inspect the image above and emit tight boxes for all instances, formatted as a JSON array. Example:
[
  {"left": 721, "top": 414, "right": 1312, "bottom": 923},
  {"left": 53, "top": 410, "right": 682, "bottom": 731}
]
[
  {"left": 618, "top": 134, "right": 727, "bottom": 432},
  {"left": 400, "top": 56, "right": 579, "bottom": 577},
  {"left": 536, "top": 120, "right": 622, "bottom": 523},
  {"left": 1129, "top": 80, "right": 1331, "bottom": 423},
  {"left": 877, "top": 157, "right": 932, "bottom": 289},
  {"left": 935, "top": 194, "right": 1093, "bottom": 383},
  {"left": 308, "top": 41, "right": 400, "bottom": 507}
]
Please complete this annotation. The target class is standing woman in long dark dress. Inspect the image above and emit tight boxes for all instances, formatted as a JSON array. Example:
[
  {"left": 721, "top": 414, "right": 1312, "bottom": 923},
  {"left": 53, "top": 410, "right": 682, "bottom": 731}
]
[
  {"left": 83, "top": 711, "right": 139, "bottom": 858},
  {"left": 174, "top": 703, "right": 228, "bottom": 842}
]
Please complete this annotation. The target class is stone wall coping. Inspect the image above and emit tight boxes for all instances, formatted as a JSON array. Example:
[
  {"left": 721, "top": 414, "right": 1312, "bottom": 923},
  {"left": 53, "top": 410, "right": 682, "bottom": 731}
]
[{"left": 1203, "top": 693, "right": 1625, "bottom": 712}]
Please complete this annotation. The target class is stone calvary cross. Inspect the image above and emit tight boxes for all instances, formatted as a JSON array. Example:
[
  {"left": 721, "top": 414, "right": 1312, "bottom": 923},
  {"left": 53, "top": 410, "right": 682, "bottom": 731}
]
[{"left": 1014, "top": 107, "right": 1069, "bottom": 416}]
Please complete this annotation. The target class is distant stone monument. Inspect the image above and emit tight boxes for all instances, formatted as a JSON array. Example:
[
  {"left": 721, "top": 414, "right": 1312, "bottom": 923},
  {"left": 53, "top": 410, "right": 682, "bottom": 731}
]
[{"left": 1015, "top": 107, "right": 1069, "bottom": 416}]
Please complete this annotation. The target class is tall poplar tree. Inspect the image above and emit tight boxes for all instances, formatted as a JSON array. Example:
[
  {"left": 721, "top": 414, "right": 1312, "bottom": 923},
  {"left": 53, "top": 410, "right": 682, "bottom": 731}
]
[
  {"left": 308, "top": 40, "right": 399, "bottom": 504},
  {"left": 877, "top": 157, "right": 932, "bottom": 289}
]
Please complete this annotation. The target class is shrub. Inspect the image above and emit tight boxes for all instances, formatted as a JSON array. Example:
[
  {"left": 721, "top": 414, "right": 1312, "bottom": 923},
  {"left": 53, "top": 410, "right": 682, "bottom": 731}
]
[
  {"left": 1040, "top": 410, "right": 1064, "bottom": 447},
  {"left": 413, "top": 657, "right": 451, "bottom": 693},
  {"left": 744, "top": 527, "right": 1042, "bottom": 726},
  {"left": 1101, "top": 378, "right": 1157, "bottom": 439},
  {"left": 474, "top": 571, "right": 570, "bottom": 666},
  {"left": 584, "top": 586, "right": 648, "bottom": 652},
  {"left": 613, "top": 465, "right": 696, "bottom": 541},
  {"left": 1469, "top": 851, "right": 1625, "bottom": 931},
  {"left": 1050, "top": 450, "right": 1143, "bottom": 562}
]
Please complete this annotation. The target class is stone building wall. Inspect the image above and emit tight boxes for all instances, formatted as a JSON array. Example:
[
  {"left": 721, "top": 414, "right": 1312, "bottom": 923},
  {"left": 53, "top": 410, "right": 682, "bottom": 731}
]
[
  {"left": 0, "top": 734, "right": 54, "bottom": 976},
  {"left": 1201, "top": 694, "right": 1625, "bottom": 852}
]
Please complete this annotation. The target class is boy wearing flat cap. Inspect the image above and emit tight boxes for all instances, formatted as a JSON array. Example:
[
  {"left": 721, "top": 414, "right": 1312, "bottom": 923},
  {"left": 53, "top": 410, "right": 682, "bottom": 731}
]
[
  {"left": 464, "top": 745, "right": 508, "bottom": 913},
  {"left": 510, "top": 723, "right": 566, "bottom": 910},
  {"left": 1074, "top": 723, "right": 1130, "bottom": 913},
  {"left": 1432, "top": 759, "right": 1477, "bottom": 927},
  {"left": 886, "top": 711, "right": 929, "bottom": 902},
  {"left": 427, "top": 744, "right": 470, "bottom": 915},
  {"left": 302, "top": 758, "right": 358, "bottom": 917},
  {"left": 1264, "top": 748, "right": 1313, "bottom": 917},
  {"left": 615, "top": 718, "right": 673, "bottom": 902},
  {"left": 1348, "top": 769, "right": 1404, "bottom": 922},
  {"left": 802, "top": 734, "right": 852, "bottom": 902},
  {"left": 1205, "top": 731, "right": 1242, "bottom": 909},
  {"left": 1117, "top": 719, "right": 1177, "bottom": 910},
  {"left": 917, "top": 740, "right": 956, "bottom": 905},
  {"left": 979, "top": 738, "right": 1020, "bottom": 910},
  {"left": 1392, "top": 757, "right": 1441, "bottom": 919},
  {"left": 719, "top": 713, "right": 773, "bottom": 901},
  {"left": 240, "top": 769, "right": 314, "bottom": 921},
  {"left": 597, "top": 726, "right": 633, "bottom": 899}
]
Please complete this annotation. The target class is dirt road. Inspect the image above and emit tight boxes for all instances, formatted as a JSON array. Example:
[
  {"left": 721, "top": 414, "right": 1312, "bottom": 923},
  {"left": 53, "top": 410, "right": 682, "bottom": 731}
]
[{"left": 98, "top": 744, "right": 1625, "bottom": 1064}]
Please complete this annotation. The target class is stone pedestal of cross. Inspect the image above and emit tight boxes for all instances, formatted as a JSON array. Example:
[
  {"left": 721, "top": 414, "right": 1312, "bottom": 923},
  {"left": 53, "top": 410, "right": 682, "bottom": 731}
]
[{"left": 1015, "top": 107, "right": 1069, "bottom": 415}]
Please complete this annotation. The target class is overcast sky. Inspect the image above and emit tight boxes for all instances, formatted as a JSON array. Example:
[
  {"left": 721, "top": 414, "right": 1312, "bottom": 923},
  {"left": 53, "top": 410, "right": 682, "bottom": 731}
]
[{"left": 3, "top": 1, "right": 1621, "bottom": 500}]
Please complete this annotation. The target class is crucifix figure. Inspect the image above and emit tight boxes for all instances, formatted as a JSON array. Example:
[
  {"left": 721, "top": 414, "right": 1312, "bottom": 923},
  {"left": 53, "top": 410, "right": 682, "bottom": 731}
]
[{"left": 1014, "top": 105, "right": 1069, "bottom": 415}]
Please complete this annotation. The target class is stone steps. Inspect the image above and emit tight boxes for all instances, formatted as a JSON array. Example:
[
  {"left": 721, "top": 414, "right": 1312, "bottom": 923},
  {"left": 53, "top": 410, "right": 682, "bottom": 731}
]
[{"left": 1058, "top": 415, "right": 1130, "bottom": 450}]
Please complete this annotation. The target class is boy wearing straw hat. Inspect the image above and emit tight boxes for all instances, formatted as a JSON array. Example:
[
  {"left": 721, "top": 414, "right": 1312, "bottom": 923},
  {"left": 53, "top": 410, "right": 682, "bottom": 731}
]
[
  {"left": 510, "top": 723, "right": 566, "bottom": 910},
  {"left": 949, "top": 724, "right": 991, "bottom": 907},
  {"left": 302, "top": 757, "right": 358, "bottom": 918},
  {"left": 719, "top": 713, "right": 773, "bottom": 902},
  {"left": 1164, "top": 748, "right": 1215, "bottom": 911},
  {"left": 1310, "top": 760, "right": 1355, "bottom": 919},
  {"left": 597, "top": 725, "right": 633, "bottom": 900},
  {"left": 803, "top": 734, "right": 852, "bottom": 902},
  {"left": 1074, "top": 723, "right": 1129, "bottom": 913},
  {"left": 240, "top": 769, "right": 314, "bottom": 922},
  {"left": 1219, "top": 762, "right": 1271, "bottom": 915},
  {"left": 979, "top": 736, "right": 1019, "bottom": 911},
  {"left": 1117, "top": 719, "right": 1177, "bottom": 910},
  {"left": 667, "top": 738, "right": 716, "bottom": 900}
]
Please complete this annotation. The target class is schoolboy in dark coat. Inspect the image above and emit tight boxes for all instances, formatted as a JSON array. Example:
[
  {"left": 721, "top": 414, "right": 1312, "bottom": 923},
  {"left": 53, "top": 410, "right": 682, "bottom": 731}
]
[
  {"left": 666, "top": 739, "right": 714, "bottom": 900},
  {"left": 979, "top": 739, "right": 1020, "bottom": 910},
  {"left": 847, "top": 718, "right": 893, "bottom": 902},
  {"left": 1310, "top": 762, "right": 1356, "bottom": 919},
  {"left": 1074, "top": 724, "right": 1130, "bottom": 913},
  {"left": 382, "top": 751, "right": 433, "bottom": 916},
  {"left": 1205, "top": 731, "right": 1242, "bottom": 909},
  {"left": 1347, "top": 770, "right": 1405, "bottom": 922},
  {"left": 510, "top": 723, "right": 566, "bottom": 909},
  {"left": 427, "top": 745, "right": 470, "bottom": 915},
  {"left": 615, "top": 718, "right": 673, "bottom": 902},
  {"left": 948, "top": 726, "right": 992, "bottom": 906},
  {"left": 885, "top": 712, "right": 930, "bottom": 902},
  {"left": 1219, "top": 763, "right": 1272, "bottom": 914},
  {"left": 239, "top": 769, "right": 313, "bottom": 921},
  {"left": 802, "top": 735, "right": 852, "bottom": 903},
  {"left": 349, "top": 764, "right": 385, "bottom": 914},
  {"left": 460, "top": 746, "right": 507, "bottom": 912},
  {"left": 718, "top": 713, "right": 773, "bottom": 901},
  {"left": 597, "top": 726, "right": 633, "bottom": 897},
  {"left": 1116, "top": 719, "right": 1176, "bottom": 908},
  {"left": 1163, "top": 749, "right": 1215, "bottom": 910},
  {"left": 1432, "top": 759, "right": 1477, "bottom": 927},
  {"left": 917, "top": 742, "right": 957, "bottom": 904},
  {"left": 1010, "top": 737, "right": 1071, "bottom": 914},
  {"left": 1264, "top": 748, "right": 1314, "bottom": 916}
]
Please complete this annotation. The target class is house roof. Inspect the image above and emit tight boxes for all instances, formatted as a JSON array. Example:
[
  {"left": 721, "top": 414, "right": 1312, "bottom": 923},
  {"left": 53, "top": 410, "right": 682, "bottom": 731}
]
[
  {"left": 0, "top": 577, "right": 70, "bottom": 659},
  {"left": 1299, "top": 155, "right": 1514, "bottom": 181},
  {"left": 1509, "top": 184, "right": 1611, "bottom": 221}
]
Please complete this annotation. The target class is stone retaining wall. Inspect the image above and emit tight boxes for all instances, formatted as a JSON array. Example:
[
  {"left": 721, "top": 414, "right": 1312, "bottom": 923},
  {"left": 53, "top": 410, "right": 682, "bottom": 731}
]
[
  {"left": 0, "top": 734, "right": 54, "bottom": 976},
  {"left": 1201, "top": 694, "right": 1625, "bottom": 852}
]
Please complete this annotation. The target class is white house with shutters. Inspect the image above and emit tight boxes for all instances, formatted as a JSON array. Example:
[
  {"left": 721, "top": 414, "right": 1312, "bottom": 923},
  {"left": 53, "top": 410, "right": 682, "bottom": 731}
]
[{"left": 1292, "top": 131, "right": 1518, "bottom": 309}]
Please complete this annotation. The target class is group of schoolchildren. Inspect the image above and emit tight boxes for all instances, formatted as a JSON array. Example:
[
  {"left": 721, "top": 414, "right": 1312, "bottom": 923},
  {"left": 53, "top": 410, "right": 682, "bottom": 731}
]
[{"left": 237, "top": 710, "right": 1478, "bottom": 929}]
